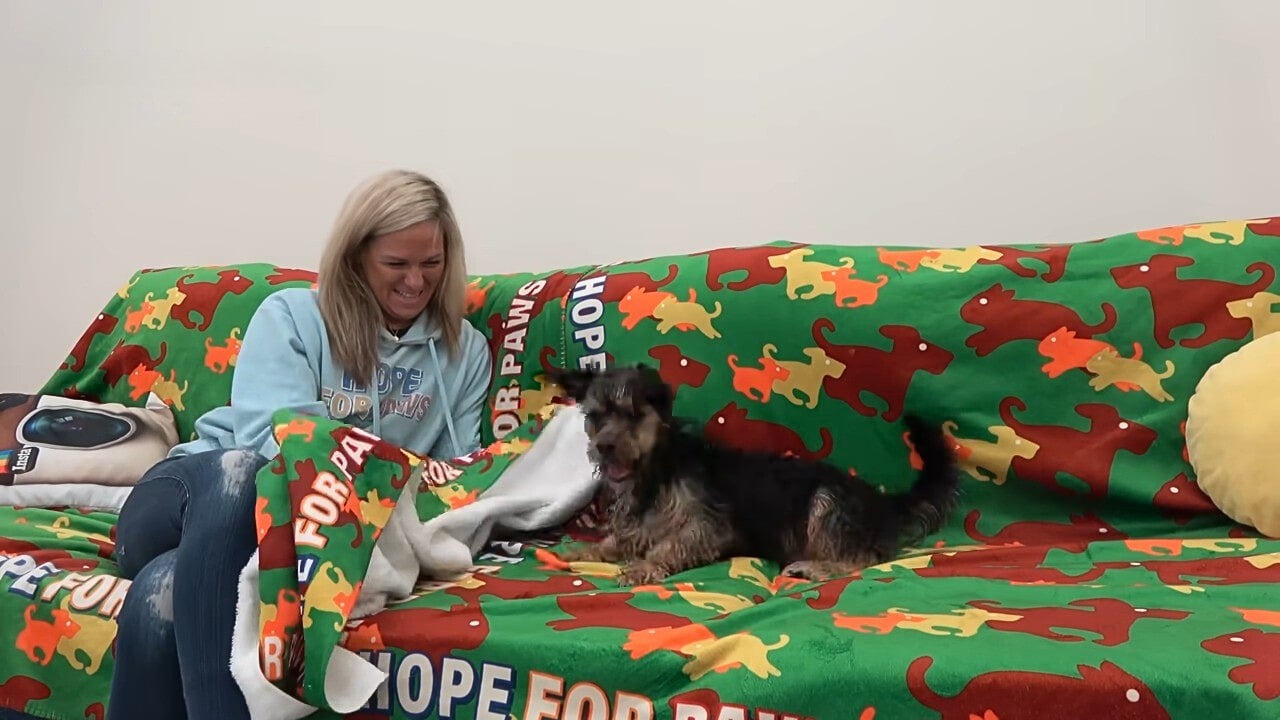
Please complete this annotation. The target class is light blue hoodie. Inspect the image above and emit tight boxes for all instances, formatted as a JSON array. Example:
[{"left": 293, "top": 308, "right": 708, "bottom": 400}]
[{"left": 172, "top": 287, "right": 492, "bottom": 461}]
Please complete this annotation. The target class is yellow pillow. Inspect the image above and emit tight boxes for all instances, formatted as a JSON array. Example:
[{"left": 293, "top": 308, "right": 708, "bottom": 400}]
[{"left": 1186, "top": 331, "right": 1280, "bottom": 537}]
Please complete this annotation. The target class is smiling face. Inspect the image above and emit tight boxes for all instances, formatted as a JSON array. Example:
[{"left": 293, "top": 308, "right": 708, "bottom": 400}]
[{"left": 361, "top": 220, "right": 445, "bottom": 331}]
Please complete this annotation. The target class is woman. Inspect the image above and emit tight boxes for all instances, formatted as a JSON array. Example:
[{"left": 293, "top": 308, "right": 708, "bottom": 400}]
[{"left": 106, "top": 169, "right": 493, "bottom": 719}]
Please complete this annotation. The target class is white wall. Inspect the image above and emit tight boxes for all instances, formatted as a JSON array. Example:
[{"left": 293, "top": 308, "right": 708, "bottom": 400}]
[{"left": 4, "top": 1, "right": 1279, "bottom": 391}]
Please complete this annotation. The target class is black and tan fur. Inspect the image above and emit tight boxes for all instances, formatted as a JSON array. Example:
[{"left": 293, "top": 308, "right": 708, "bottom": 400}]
[{"left": 552, "top": 364, "right": 960, "bottom": 586}]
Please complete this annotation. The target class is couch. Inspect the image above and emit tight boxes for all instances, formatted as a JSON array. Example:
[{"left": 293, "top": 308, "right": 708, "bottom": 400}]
[{"left": 3, "top": 216, "right": 1279, "bottom": 719}]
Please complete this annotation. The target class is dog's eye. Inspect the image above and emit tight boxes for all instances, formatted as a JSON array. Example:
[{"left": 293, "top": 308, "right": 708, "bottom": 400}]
[{"left": 607, "top": 399, "right": 637, "bottom": 419}]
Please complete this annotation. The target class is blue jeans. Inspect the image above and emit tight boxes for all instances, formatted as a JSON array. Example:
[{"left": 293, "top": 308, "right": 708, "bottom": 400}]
[{"left": 108, "top": 448, "right": 267, "bottom": 720}]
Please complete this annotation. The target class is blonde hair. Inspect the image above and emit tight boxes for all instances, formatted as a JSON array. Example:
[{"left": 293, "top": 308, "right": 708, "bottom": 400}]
[{"left": 317, "top": 169, "right": 468, "bottom": 383}]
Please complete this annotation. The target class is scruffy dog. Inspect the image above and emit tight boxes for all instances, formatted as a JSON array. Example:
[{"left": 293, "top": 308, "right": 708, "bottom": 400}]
[{"left": 551, "top": 364, "right": 960, "bottom": 586}]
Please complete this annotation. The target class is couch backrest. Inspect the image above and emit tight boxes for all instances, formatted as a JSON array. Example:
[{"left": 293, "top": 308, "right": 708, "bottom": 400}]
[
  {"left": 42, "top": 263, "right": 318, "bottom": 442},
  {"left": 46, "top": 217, "right": 1280, "bottom": 537},
  {"left": 464, "top": 217, "right": 1280, "bottom": 539}
]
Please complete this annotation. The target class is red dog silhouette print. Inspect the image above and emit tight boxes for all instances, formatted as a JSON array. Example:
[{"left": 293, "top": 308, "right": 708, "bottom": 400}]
[
  {"left": 0, "top": 677, "right": 51, "bottom": 711},
  {"left": 978, "top": 243, "right": 1076, "bottom": 283},
  {"left": 811, "top": 319, "right": 953, "bottom": 421},
  {"left": 1248, "top": 217, "right": 1280, "bottom": 237},
  {"left": 265, "top": 267, "right": 318, "bottom": 286},
  {"left": 907, "top": 655, "right": 1171, "bottom": 719},
  {"left": 444, "top": 571, "right": 600, "bottom": 606},
  {"left": 961, "top": 283, "right": 1117, "bottom": 356},
  {"left": 963, "top": 510, "right": 1126, "bottom": 546},
  {"left": 1153, "top": 472, "right": 1220, "bottom": 525},
  {"left": 1201, "top": 628, "right": 1280, "bottom": 700},
  {"left": 999, "top": 397, "right": 1157, "bottom": 499},
  {"left": 518, "top": 270, "right": 580, "bottom": 321},
  {"left": 693, "top": 244, "right": 796, "bottom": 291},
  {"left": 101, "top": 340, "right": 167, "bottom": 387},
  {"left": 361, "top": 604, "right": 491, "bottom": 671},
  {"left": 914, "top": 543, "right": 1108, "bottom": 585},
  {"left": 172, "top": 270, "right": 255, "bottom": 331},
  {"left": 967, "top": 598, "right": 1189, "bottom": 646},
  {"left": 1110, "top": 254, "right": 1275, "bottom": 348},
  {"left": 703, "top": 402, "right": 834, "bottom": 460},
  {"left": 647, "top": 344, "right": 711, "bottom": 390},
  {"left": 599, "top": 264, "right": 680, "bottom": 304},
  {"left": 1114, "top": 554, "right": 1280, "bottom": 588},
  {"left": 549, "top": 592, "right": 690, "bottom": 633},
  {"left": 61, "top": 313, "right": 119, "bottom": 372}
]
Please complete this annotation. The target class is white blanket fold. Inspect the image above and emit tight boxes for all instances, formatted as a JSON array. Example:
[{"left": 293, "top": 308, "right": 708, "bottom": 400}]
[{"left": 231, "top": 406, "right": 598, "bottom": 719}]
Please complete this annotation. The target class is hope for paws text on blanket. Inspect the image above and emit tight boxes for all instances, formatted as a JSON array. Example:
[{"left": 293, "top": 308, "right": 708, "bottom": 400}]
[{"left": 229, "top": 403, "right": 596, "bottom": 719}]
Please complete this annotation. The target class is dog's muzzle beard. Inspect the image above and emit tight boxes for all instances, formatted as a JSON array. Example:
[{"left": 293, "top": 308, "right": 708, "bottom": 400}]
[{"left": 588, "top": 440, "right": 636, "bottom": 483}]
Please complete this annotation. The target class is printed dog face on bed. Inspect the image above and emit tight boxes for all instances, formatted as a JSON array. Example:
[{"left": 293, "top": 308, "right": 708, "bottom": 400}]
[{"left": 553, "top": 365, "right": 672, "bottom": 482}]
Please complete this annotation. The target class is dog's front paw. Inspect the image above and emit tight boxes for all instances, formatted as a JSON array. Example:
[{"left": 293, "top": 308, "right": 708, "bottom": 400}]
[
  {"left": 559, "top": 545, "right": 610, "bottom": 563},
  {"left": 617, "top": 560, "right": 668, "bottom": 587},
  {"left": 781, "top": 560, "right": 855, "bottom": 583},
  {"left": 781, "top": 561, "right": 817, "bottom": 581}
]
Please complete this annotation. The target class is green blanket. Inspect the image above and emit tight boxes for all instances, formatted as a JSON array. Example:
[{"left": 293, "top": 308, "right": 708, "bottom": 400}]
[
  {"left": 5, "top": 216, "right": 1280, "bottom": 719},
  {"left": 0, "top": 506, "right": 122, "bottom": 719},
  {"left": 4, "top": 504, "right": 1277, "bottom": 718},
  {"left": 328, "top": 532, "right": 1280, "bottom": 720},
  {"left": 247, "top": 403, "right": 559, "bottom": 711}
]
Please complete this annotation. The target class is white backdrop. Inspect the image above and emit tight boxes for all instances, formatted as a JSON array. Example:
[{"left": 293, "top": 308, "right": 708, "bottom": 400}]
[{"left": 3, "top": 1, "right": 1279, "bottom": 390}]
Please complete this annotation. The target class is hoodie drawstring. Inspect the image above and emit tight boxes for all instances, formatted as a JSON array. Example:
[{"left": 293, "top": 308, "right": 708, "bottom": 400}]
[
  {"left": 428, "top": 337, "right": 460, "bottom": 458},
  {"left": 370, "top": 366, "right": 383, "bottom": 438}
]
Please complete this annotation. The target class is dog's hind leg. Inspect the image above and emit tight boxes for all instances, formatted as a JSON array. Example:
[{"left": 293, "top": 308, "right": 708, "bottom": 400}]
[{"left": 782, "top": 487, "right": 887, "bottom": 581}]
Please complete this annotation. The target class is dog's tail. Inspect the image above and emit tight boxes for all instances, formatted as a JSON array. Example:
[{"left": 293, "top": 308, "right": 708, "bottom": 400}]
[{"left": 893, "top": 414, "right": 961, "bottom": 543}]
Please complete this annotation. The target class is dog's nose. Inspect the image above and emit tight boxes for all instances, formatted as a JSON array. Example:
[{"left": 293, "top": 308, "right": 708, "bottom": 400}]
[{"left": 595, "top": 440, "right": 615, "bottom": 456}]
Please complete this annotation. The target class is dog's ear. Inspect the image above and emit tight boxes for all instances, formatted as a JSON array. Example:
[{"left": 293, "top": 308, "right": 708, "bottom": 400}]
[
  {"left": 637, "top": 365, "right": 674, "bottom": 418},
  {"left": 547, "top": 367, "right": 596, "bottom": 403}
]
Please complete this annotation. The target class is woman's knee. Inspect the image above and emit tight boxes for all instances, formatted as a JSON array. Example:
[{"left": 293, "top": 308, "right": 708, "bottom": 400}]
[
  {"left": 114, "top": 470, "right": 189, "bottom": 579},
  {"left": 115, "top": 448, "right": 266, "bottom": 577},
  {"left": 209, "top": 449, "right": 269, "bottom": 503},
  {"left": 178, "top": 449, "right": 268, "bottom": 548},
  {"left": 116, "top": 550, "right": 177, "bottom": 644}
]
